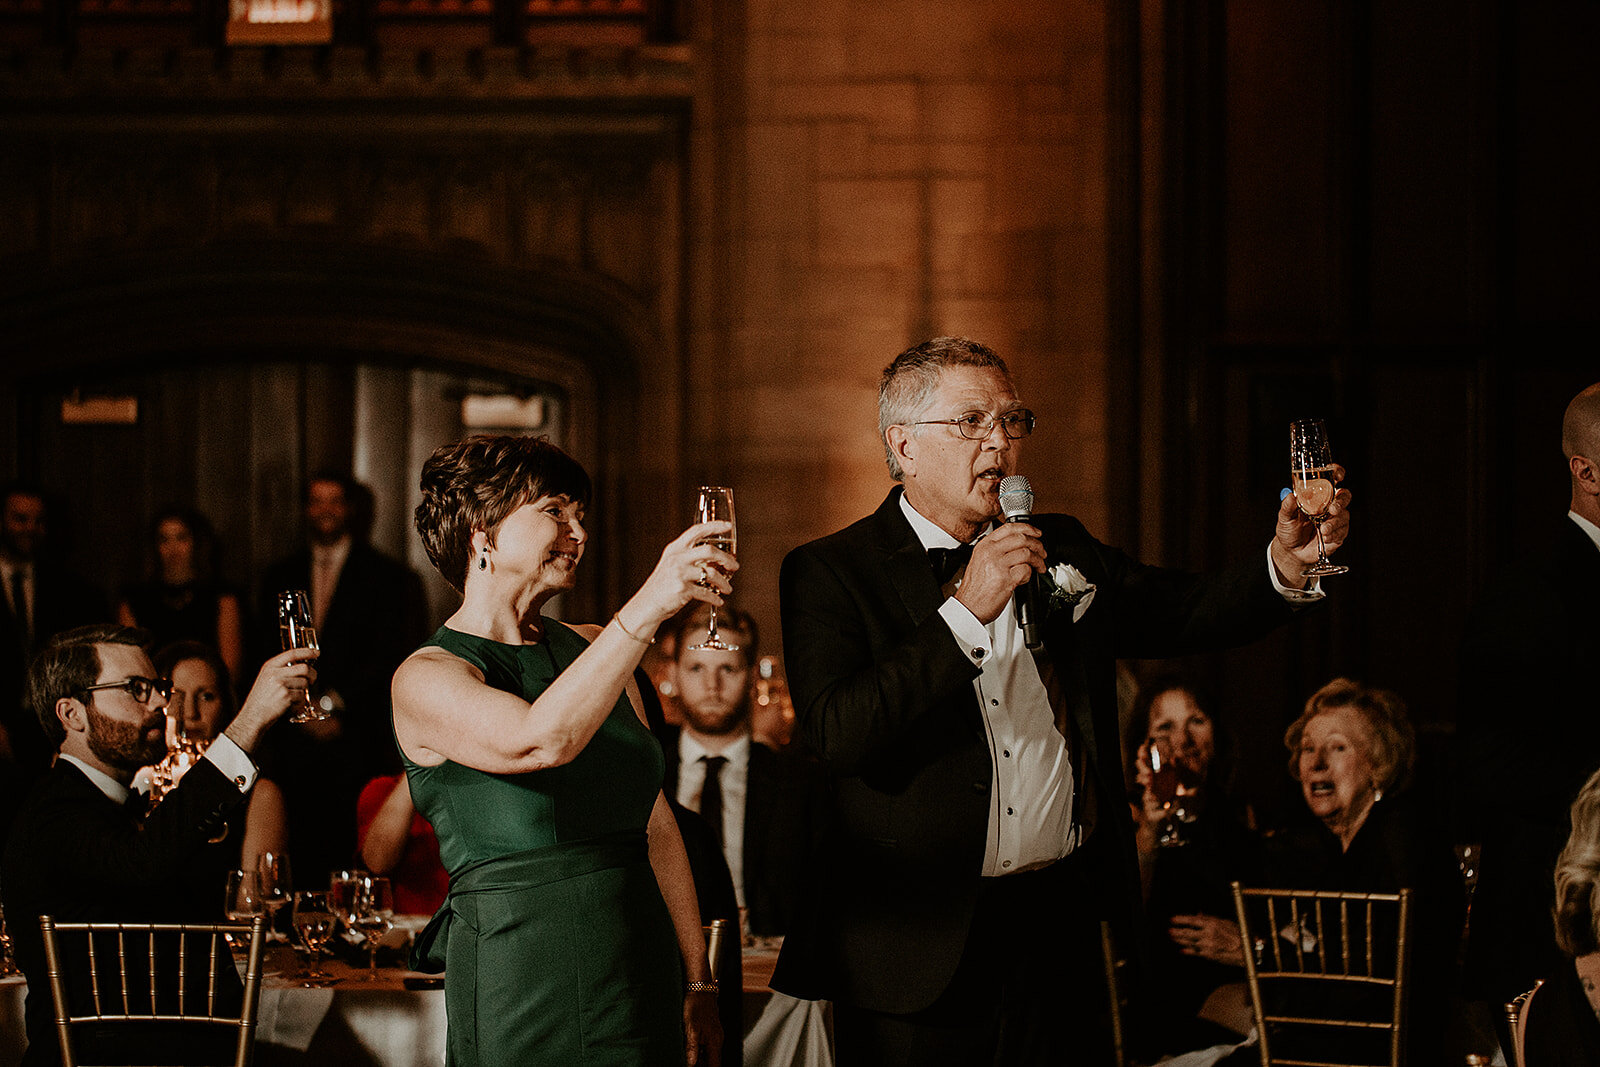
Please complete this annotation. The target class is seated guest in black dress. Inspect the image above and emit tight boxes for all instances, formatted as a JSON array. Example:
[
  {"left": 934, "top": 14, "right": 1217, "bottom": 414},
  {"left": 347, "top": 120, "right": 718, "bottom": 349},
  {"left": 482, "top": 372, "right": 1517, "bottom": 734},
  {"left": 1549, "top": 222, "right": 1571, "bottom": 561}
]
[
  {"left": 117, "top": 507, "right": 244, "bottom": 682},
  {"left": 0, "top": 624, "right": 315, "bottom": 1066},
  {"left": 1221, "top": 679, "right": 1465, "bottom": 1067},
  {"left": 1521, "top": 765, "right": 1600, "bottom": 1065},
  {"left": 1126, "top": 677, "right": 1260, "bottom": 1056}
]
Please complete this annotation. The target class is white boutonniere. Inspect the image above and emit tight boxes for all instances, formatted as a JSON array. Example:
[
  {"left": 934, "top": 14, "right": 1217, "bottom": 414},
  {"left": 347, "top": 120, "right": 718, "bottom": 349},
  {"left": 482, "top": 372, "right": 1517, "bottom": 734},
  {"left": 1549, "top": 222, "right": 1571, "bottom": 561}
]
[{"left": 1044, "top": 563, "right": 1097, "bottom": 623}]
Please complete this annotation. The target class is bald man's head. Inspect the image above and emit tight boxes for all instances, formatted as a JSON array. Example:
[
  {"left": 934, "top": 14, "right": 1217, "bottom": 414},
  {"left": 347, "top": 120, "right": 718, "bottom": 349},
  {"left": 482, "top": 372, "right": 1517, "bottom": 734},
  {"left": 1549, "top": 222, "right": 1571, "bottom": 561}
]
[
  {"left": 1564, "top": 385, "right": 1600, "bottom": 460},
  {"left": 1563, "top": 383, "right": 1600, "bottom": 520}
]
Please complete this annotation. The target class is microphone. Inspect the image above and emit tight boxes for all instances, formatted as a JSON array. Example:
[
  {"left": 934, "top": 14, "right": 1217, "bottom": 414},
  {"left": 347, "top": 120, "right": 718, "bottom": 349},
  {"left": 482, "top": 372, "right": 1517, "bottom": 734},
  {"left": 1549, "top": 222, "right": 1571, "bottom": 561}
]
[{"left": 998, "top": 475, "right": 1044, "bottom": 650}]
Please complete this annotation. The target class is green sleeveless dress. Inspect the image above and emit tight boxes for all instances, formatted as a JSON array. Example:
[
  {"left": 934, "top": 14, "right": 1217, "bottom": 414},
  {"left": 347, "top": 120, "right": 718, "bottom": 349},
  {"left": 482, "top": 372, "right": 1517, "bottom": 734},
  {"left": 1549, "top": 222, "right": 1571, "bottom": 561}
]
[{"left": 403, "top": 622, "right": 684, "bottom": 1066}]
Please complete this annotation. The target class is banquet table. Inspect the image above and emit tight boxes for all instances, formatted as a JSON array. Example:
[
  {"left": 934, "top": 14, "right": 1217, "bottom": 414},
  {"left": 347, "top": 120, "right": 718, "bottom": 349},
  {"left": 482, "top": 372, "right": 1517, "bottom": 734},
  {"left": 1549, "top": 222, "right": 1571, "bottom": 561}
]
[{"left": 0, "top": 940, "right": 832, "bottom": 1067}]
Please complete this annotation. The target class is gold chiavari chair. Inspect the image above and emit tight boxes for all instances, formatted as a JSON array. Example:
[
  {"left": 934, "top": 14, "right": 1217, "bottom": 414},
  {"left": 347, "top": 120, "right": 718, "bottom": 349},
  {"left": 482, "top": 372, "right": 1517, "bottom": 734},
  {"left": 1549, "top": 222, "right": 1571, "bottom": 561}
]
[
  {"left": 39, "top": 915, "right": 267, "bottom": 1067},
  {"left": 1099, "top": 920, "right": 1127, "bottom": 1067},
  {"left": 1503, "top": 979, "right": 1544, "bottom": 1067},
  {"left": 1231, "top": 882, "right": 1412, "bottom": 1067}
]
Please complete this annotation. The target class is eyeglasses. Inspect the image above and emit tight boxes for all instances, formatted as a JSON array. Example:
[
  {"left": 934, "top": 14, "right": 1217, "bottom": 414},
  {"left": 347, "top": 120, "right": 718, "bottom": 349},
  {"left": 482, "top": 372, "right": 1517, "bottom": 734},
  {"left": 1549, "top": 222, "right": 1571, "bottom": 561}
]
[
  {"left": 911, "top": 409, "right": 1036, "bottom": 441},
  {"left": 79, "top": 676, "right": 173, "bottom": 706}
]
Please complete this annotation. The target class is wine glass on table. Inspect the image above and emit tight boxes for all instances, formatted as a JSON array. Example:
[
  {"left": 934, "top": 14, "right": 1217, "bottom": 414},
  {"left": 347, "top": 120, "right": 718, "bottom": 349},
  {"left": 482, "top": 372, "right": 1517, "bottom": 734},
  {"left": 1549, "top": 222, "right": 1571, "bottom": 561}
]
[
  {"left": 1147, "top": 737, "right": 1187, "bottom": 848},
  {"left": 224, "top": 869, "right": 265, "bottom": 958},
  {"left": 277, "top": 589, "right": 329, "bottom": 723},
  {"left": 291, "top": 890, "right": 337, "bottom": 986},
  {"left": 1288, "top": 418, "right": 1350, "bottom": 578},
  {"left": 351, "top": 877, "right": 394, "bottom": 981},
  {"left": 258, "top": 851, "right": 293, "bottom": 942},
  {"left": 686, "top": 487, "right": 738, "bottom": 652}
]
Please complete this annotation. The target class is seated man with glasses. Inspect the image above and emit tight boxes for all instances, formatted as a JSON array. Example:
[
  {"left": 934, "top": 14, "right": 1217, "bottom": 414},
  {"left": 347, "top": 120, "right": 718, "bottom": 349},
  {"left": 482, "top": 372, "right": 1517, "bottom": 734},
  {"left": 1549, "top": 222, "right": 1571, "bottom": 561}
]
[{"left": 0, "top": 624, "right": 316, "bottom": 1067}]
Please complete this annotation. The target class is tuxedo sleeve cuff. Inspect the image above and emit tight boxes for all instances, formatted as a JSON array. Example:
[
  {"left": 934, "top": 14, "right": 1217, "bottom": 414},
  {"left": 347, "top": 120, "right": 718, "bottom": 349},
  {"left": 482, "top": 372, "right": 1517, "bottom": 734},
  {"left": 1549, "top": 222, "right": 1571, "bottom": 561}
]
[
  {"left": 938, "top": 598, "right": 992, "bottom": 665},
  {"left": 203, "top": 735, "right": 258, "bottom": 793},
  {"left": 1267, "top": 543, "right": 1324, "bottom": 603}
]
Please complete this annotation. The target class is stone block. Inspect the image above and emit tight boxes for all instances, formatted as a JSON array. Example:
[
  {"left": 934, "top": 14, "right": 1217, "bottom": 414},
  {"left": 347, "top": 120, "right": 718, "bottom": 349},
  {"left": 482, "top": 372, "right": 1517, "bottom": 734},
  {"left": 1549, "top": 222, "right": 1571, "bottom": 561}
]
[
  {"left": 815, "top": 178, "right": 921, "bottom": 268},
  {"left": 768, "top": 32, "right": 849, "bottom": 84},
  {"left": 768, "top": 80, "right": 920, "bottom": 143},
  {"left": 922, "top": 82, "right": 1017, "bottom": 144},
  {"left": 815, "top": 120, "right": 872, "bottom": 177},
  {"left": 746, "top": 124, "right": 813, "bottom": 235},
  {"left": 929, "top": 178, "right": 989, "bottom": 237},
  {"left": 842, "top": 0, "right": 988, "bottom": 80}
]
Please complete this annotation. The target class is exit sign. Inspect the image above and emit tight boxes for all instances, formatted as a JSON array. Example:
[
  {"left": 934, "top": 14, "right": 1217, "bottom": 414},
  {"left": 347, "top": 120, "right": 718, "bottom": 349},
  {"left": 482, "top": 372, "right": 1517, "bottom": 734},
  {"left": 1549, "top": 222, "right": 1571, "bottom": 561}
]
[{"left": 226, "top": 0, "right": 333, "bottom": 45}]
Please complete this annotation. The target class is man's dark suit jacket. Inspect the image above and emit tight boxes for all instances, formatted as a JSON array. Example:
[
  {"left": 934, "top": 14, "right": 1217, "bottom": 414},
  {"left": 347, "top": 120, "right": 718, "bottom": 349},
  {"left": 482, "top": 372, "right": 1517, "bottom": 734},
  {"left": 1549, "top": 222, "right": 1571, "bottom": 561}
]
[
  {"left": 772, "top": 488, "right": 1296, "bottom": 1014},
  {"left": 260, "top": 541, "right": 427, "bottom": 886},
  {"left": 1460, "top": 517, "right": 1600, "bottom": 1006},
  {"left": 0, "top": 758, "right": 248, "bottom": 1066},
  {"left": 660, "top": 725, "right": 823, "bottom": 937},
  {"left": 0, "top": 565, "right": 108, "bottom": 776}
]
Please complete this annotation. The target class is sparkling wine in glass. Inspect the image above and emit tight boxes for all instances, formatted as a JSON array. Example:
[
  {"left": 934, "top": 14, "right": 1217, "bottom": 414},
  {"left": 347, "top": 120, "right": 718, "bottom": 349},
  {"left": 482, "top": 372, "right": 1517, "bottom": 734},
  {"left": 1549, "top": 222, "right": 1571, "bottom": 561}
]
[
  {"left": 291, "top": 890, "right": 337, "bottom": 985},
  {"left": 258, "top": 851, "right": 293, "bottom": 942},
  {"left": 1147, "top": 738, "right": 1187, "bottom": 848},
  {"left": 1288, "top": 419, "right": 1350, "bottom": 577},
  {"left": 352, "top": 876, "right": 394, "bottom": 980},
  {"left": 687, "top": 487, "right": 739, "bottom": 653},
  {"left": 277, "top": 589, "right": 329, "bottom": 723}
]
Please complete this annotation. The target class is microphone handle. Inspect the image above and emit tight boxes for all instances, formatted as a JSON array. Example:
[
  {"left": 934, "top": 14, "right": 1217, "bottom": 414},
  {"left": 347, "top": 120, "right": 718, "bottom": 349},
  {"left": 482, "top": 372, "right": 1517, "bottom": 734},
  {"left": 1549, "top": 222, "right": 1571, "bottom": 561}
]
[{"left": 1005, "top": 514, "right": 1045, "bottom": 650}]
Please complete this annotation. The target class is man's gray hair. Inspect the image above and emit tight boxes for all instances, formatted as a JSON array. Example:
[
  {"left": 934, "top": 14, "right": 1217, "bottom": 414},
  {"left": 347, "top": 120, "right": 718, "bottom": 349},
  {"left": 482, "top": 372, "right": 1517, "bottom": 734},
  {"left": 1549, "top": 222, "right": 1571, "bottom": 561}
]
[{"left": 878, "top": 337, "right": 1012, "bottom": 481}]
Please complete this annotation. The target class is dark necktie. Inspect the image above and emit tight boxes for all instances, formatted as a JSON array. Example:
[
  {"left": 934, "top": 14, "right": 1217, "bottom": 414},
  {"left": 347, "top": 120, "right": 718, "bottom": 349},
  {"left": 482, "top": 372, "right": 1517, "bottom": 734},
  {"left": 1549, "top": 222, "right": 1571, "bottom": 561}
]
[
  {"left": 123, "top": 789, "right": 150, "bottom": 821},
  {"left": 9, "top": 567, "right": 29, "bottom": 649},
  {"left": 928, "top": 543, "right": 974, "bottom": 585},
  {"left": 699, "top": 755, "right": 727, "bottom": 849}
]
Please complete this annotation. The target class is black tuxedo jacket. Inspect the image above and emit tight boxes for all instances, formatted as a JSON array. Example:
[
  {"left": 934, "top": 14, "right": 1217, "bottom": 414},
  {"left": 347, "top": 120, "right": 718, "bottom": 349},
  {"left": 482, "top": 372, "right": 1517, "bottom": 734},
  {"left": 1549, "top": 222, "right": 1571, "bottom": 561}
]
[
  {"left": 772, "top": 488, "right": 1295, "bottom": 1013},
  {"left": 1460, "top": 517, "right": 1600, "bottom": 1005},
  {"left": 660, "top": 726, "right": 824, "bottom": 937},
  {"left": 260, "top": 542, "right": 427, "bottom": 885},
  {"left": 0, "top": 758, "right": 248, "bottom": 1066}
]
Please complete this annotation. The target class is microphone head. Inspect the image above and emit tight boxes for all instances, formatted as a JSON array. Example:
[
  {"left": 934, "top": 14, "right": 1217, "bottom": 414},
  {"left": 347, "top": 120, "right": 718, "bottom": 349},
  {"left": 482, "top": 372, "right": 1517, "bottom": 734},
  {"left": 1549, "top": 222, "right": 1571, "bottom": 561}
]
[{"left": 998, "top": 475, "right": 1033, "bottom": 520}]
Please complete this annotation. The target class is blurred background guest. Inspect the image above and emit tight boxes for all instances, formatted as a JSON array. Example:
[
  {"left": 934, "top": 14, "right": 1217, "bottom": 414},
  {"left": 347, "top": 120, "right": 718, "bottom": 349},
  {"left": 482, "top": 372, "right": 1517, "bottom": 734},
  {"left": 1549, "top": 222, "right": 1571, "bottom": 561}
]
[
  {"left": 1125, "top": 676, "right": 1260, "bottom": 1058},
  {"left": 659, "top": 604, "right": 821, "bottom": 939},
  {"left": 259, "top": 472, "right": 428, "bottom": 888},
  {"left": 356, "top": 773, "right": 448, "bottom": 916},
  {"left": 1521, "top": 764, "right": 1600, "bottom": 1065},
  {"left": 149, "top": 639, "right": 287, "bottom": 873},
  {"left": 117, "top": 507, "right": 244, "bottom": 681},
  {"left": 0, "top": 481, "right": 108, "bottom": 781}
]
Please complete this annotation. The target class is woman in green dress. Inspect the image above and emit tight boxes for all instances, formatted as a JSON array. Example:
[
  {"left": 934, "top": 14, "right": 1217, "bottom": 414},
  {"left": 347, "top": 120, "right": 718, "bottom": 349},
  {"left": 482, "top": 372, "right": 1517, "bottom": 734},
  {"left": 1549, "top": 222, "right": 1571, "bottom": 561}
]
[{"left": 393, "top": 435, "right": 728, "bottom": 1067}]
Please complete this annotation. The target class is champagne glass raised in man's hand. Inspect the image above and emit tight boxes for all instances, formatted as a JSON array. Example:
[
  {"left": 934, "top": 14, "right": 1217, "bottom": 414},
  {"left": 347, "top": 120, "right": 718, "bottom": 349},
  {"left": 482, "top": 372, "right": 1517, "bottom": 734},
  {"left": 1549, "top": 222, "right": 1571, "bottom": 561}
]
[
  {"left": 277, "top": 589, "right": 329, "bottom": 723},
  {"left": 686, "top": 487, "right": 739, "bottom": 652},
  {"left": 1288, "top": 418, "right": 1350, "bottom": 578}
]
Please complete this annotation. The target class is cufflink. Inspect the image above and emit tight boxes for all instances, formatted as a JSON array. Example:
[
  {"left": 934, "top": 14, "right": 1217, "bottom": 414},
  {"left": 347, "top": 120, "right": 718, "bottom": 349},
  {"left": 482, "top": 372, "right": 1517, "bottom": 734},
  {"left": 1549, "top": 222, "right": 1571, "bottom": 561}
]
[{"left": 234, "top": 776, "right": 248, "bottom": 790}]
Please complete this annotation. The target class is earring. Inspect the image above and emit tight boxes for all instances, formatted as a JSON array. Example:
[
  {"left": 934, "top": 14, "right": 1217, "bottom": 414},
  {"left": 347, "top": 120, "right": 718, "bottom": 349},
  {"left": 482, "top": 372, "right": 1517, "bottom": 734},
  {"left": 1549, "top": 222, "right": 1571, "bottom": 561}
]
[
  {"left": 1372, "top": 782, "right": 1384, "bottom": 804},
  {"left": 478, "top": 551, "right": 488, "bottom": 571}
]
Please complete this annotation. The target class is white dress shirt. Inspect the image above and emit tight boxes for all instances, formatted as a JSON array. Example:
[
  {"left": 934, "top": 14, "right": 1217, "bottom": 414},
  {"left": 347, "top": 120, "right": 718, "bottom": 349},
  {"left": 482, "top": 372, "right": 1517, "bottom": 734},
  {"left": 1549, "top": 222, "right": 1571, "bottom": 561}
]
[
  {"left": 900, "top": 495, "right": 1076, "bottom": 877},
  {"left": 1569, "top": 510, "right": 1600, "bottom": 554},
  {"left": 310, "top": 536, "right": 351, "bottom": 630},
  {"left": 1, "top": 558, "right": 32, "bottom": 637},
  {"left": 676, "top": 731, "right": 752, "bottom": 906}
]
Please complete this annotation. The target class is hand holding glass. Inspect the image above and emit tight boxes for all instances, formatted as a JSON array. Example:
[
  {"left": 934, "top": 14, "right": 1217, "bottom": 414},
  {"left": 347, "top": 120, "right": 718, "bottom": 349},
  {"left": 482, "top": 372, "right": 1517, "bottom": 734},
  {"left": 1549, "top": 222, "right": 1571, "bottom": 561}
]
[
  {"left": 277, "top": 589, "right": 329, "bottom": 722},
  {"left": 1147, "top": 739, "right": 1187, "bottom": 848},
  {"left": 1288, "top": 419, "right": 1350, "bottom": 577},
  {"left": 687, "top": 487, "right": 738, "bottom": 652}
]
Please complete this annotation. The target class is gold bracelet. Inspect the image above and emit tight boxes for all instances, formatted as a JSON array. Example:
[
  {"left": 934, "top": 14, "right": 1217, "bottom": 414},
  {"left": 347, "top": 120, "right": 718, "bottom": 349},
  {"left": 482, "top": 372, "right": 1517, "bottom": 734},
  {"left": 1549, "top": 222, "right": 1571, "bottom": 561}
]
[
  {"left": 685, "top": 980, "right": 718, "bottom": 994},
  {"left": 611, "top": 612, "right": 654, "bottom": 645}
]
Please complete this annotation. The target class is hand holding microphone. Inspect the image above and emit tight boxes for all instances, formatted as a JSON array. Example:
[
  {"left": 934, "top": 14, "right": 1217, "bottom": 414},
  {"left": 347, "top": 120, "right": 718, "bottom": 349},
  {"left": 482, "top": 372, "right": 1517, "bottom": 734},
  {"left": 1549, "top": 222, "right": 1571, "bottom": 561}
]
[{"left": 953, "top": 475, "right": 1046, "bottom": 631}]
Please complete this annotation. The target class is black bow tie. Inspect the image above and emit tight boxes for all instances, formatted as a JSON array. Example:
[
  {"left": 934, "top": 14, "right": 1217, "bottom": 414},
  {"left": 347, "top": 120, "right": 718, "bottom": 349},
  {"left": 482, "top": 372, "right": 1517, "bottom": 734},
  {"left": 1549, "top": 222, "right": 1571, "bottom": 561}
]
[{"left": 928, "top": 543, "right": 974, "bottom": 584}]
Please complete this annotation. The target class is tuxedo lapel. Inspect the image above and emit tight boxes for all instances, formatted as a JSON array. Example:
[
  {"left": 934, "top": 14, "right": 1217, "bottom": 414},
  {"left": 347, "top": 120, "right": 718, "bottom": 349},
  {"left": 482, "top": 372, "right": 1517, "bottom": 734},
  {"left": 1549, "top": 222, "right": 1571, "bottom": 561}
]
[{"left": 870, "top": 490, "right": 947, "bottom": 626}]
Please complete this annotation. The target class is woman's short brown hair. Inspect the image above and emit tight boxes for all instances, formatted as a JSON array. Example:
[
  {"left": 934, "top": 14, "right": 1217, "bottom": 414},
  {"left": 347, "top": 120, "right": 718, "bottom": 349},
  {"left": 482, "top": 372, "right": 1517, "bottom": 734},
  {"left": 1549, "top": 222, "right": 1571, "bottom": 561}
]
[
  {"left": 414, "top": 435, "right": 591, "bottom": 593},
  {"left": 1283, "top": 677, "right": 1416, "bottom": 795}
]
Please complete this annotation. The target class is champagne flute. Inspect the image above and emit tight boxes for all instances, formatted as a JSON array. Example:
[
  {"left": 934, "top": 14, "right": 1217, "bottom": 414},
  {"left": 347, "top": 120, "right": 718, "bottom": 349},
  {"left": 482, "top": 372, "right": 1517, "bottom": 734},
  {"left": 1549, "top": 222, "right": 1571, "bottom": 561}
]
[
  {"left": 258, "top": 851, "right": 293, "bottom": 942},
  {"left": 329, "top": 869, "right": 365, "bottom": 935},
  {"left": 277, "top": 589, "right": 329, "bottom": 723},
  {"left": 1147, "top": 738, "right": 1187, "bottom": 848},
  {"left": 686, "top": 487, "right": 738, "bottom": 652},
  {"left": 291, "top": 890, "right": 337, "bottom": 985},
  {"left": 1288, "top": 419, "right": 1350, "bottom": 577},
  {"left": 351, "top": 876, "right": 394, "bottom": 980}
]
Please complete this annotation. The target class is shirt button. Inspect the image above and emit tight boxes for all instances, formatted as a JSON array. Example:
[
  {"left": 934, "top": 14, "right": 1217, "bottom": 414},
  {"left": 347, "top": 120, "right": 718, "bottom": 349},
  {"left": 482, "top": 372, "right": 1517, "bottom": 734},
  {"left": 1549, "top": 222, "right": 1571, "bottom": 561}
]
[
  {"left": 1001, "top": 860, "right": 1012, "bottom": 869},
  {"left": 972, "top": 648, "right": 986, "bottom": 659},
  {"left": 1003, "top": 750, "right": 1011, "bottom": 758},
  {"left": 990, "top": 699, "right": 999, "bottom": 707},
  {"left": 1006, "top": 807, "right": 1015, "bottom": 816}
]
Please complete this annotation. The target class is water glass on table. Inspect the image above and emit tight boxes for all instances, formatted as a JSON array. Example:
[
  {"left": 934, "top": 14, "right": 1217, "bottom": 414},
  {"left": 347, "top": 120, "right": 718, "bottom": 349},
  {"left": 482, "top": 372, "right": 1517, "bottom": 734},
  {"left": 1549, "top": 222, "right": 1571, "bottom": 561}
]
[
  {"left": 351, "top": 876, "right": 395, "bottom": 980},
  {"left": 291, "top": 890, "right": 337, "bottom": 986}
]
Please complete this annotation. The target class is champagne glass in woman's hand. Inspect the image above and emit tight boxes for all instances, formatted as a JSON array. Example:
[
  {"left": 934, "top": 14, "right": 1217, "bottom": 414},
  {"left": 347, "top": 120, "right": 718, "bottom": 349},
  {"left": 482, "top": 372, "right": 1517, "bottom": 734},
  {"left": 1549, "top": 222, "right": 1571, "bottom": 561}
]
[
  {"left": 687, "top": 487, "right": 738, "bottom": 652},
  {"left": 1288, "top": 419, "right": 1350, "bottom": 577},
  {"left": 277, "top": 590, "right": 330, "bottom": 723},
  {"left": 1147, "top": 738, "right": 1187, "bottom": 848}
]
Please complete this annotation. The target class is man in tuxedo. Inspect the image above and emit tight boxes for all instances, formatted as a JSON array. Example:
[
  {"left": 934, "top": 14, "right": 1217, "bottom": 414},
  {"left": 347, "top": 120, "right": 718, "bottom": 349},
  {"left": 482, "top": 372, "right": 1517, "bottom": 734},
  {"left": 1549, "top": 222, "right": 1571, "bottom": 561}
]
[
  {"left": 773, "top": 337, "right": 1352, "bottom": 1065},
  {"left": 0, "top": 482, "right": 108, "bottom": 782},
  {"left": 0, "top": 624, "right": 316, "bottom": 1066},
  {"left": 259, "top": 473, "right": 427, "bottom": 887},
  {"left": 1460, "top": 381, "right": 1600, "bottom": 1024},
  {"left": 660, "top": 607, "right": 821, "bottom": 937}
]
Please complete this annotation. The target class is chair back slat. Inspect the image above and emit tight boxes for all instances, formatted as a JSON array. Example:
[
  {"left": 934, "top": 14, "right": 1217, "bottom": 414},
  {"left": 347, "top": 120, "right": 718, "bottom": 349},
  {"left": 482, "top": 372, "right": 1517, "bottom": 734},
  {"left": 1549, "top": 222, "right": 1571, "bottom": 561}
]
[
  {"left": 1231, "top": 883, "right": 1412, "bottom": 1067},
  {"left": 38, "top": 915, "right": 268, "bottom": 1067}
]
